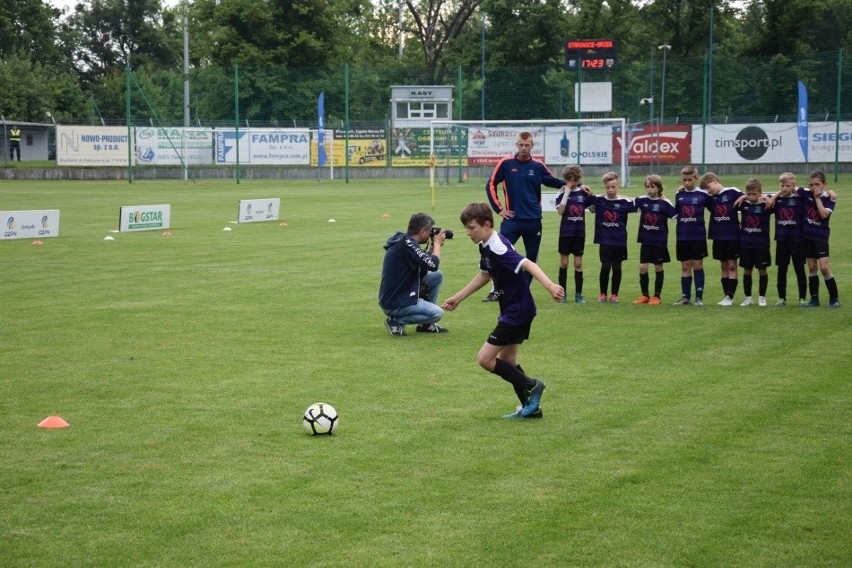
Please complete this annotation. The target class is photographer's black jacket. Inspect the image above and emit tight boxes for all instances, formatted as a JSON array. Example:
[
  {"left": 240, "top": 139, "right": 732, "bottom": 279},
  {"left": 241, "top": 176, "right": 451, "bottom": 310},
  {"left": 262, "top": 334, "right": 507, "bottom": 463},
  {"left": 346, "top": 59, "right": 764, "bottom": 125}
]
[{"left": 379, "top": 231, "right": 441, "bottom": 311}]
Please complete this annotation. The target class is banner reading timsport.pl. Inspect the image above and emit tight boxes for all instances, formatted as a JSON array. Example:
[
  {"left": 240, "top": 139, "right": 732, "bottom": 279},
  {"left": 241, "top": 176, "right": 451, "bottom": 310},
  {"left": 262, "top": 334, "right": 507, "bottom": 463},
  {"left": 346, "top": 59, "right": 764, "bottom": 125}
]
[{"left": 119, "top": 205, "right": 171, "bottom": 232}]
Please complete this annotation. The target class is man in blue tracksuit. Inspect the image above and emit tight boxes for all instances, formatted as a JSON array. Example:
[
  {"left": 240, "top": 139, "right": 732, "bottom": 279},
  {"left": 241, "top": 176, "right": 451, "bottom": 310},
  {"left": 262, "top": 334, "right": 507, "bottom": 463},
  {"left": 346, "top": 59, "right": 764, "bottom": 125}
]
[
  {"left": 378, "top": 212, "right": 449, "bottom": 336},
  {"left": 484, "top": 131, "right": 566, "bottom": 296}
]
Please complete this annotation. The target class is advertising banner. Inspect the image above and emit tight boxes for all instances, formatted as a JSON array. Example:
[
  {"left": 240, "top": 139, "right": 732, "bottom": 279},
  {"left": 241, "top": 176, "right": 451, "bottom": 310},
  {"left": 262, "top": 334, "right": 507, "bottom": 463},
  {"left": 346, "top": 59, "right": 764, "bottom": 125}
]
[
  {"left": 541, "top": 125, "right": 613, "bottom": 166},
  {"left": 135, "top": 127, "right": 214, "bottom": 165},
  {"left": 613, "top": 125, "right": 691, "bottom": 165},
  {"left": 309, "top": 129, "right": 387, "bottom": 167},
  {"left": 1, "top": 210, "right": 60, "bottom": 240},
  {"left": 692, "top": 122, "right": 852, "bottom": 164},
  {"left": 56, "top": 126, "right": 133, "bottom": 166},
  {"left": 237, "top": 198, "right": 281, "bottom": 223},
  {"left": 215, "top": 129, "right": 310, "bottom": 165},
  {"left": 392, "top": 127, "right": 468, "bottom": 167},
  {"left": 119, "top": 204, "right": 171, "bottom": 232},
  {"left": 466, "top": 127, "right": 546, "bottom": 166}
]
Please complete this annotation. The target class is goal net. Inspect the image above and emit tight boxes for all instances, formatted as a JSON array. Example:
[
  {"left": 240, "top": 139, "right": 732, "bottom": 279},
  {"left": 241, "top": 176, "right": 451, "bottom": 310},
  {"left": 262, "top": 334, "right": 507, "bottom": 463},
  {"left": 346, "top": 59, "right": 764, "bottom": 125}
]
[{"left": 428, "top": 118, "right": 630, "bottom": 199}]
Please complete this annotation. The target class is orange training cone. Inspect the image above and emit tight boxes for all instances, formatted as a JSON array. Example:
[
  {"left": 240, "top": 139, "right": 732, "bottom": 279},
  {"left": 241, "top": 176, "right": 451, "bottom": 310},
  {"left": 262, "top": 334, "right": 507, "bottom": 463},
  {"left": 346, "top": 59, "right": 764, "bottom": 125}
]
[
  {"left": 32, "top": 240, "right": 44, "bottom": 245},
  {"left": 38, "top": 416, "right": 69, "bottom": 429}
]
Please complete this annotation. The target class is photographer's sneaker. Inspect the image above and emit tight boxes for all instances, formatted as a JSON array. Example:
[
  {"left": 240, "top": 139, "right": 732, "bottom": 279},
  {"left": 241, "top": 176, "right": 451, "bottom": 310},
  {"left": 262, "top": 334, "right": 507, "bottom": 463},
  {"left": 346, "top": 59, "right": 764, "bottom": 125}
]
[
  {"left": 718, "top": 296, "right": 734, "bottom": 306},
  {"left": 416, "top": 323, "right": 448, "bottom": 333},
  {"left": 482, "top": 290, "right": 501, "bottom": 302},
  {"left": 758, "top": 296, "right": 767, "bottom": 307},
  {"left": 520, "top": 380, "right": 546, "bottom": 417},
  {"left": 384, "top": 317, "right": 406, "bottom": 336},
  {"left": 740, "top": 296, "right": 753, "bottom": 307}
]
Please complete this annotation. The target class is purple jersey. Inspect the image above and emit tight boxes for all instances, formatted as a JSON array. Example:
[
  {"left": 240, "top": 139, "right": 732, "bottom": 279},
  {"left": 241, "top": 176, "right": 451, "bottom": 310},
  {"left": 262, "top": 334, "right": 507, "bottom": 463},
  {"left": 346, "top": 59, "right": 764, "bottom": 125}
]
[
  {"left": 798, "top": 187, "right": 836, "bottom": 241},
  {"left": 590, "top": 195, "right": 636, "bottom": 246},
  {"left": 675, "top": 189, "right": 711, "bottom": 242},
  {"left": 772, "top": 190, "right": 806, "bottom": 242},
  {"left": 557, "top": 188, "right": 592, "bottom": 238},
  {"left": 479, "top": 232, "right": 536, "bottom": 326},
  {"left": 634, "top": 196, "right": 677, "bottom": 246},
  {"left": 738, "top": 200, "right": 772, "bottom": 250},
  {"left": 708, "top": 187, "right": 742, "bottom": 241}
]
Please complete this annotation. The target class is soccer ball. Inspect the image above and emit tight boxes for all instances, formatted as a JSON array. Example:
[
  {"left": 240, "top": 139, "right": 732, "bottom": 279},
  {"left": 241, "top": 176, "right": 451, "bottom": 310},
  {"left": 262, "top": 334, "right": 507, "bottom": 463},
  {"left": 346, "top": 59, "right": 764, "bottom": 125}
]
[{"left": 302, "top": 402, "right": 339, "bottom": 435}]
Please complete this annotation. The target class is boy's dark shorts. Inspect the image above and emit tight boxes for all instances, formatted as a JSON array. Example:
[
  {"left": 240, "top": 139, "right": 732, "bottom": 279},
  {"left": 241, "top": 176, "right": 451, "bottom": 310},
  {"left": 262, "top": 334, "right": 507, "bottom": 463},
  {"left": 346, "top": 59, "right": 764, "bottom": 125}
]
[
  {"left": 639, "top": 244, "right": 671, "bottom": 265},
  {"left": 739, "top": 247, "right": 771, "bottom": 269},
  {"left": 558, "top": 236, "right": 585, "bottom": 256},
  {"left": 712, "top": 239, "right": 741, "bottom": 261},
  {"left": 598, "top": 243, "right": 628, "bottom": 263},
  {"left": 487, "top": 320, "right": 533, "bottom": 346},
  {"left": 676, "top": 240, "right": 708, "bottom": 261},
  {"left": 803, "top": 238, "right": 830, "bottom": 259},
  {"left": 775, "top": 240, "right": 806, "bottom": 266}
]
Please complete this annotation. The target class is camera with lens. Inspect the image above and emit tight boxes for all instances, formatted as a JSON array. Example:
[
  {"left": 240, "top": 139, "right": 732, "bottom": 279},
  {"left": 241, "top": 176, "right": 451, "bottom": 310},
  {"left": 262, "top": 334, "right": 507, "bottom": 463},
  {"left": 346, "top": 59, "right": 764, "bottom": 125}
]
[{"left": 430, "top": 227, "right": 453, "bottom": 239}]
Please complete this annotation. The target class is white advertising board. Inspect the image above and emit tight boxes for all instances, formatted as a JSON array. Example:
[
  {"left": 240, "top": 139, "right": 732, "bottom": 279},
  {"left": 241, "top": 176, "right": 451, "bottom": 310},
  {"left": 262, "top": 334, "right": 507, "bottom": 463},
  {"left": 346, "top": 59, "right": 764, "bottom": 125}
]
[
  {"left": 135, "top": 127, "right": 214, "bottom": 165},
  {"left": 541, "top": 192, "right": 561, "bottom": 213},
  {"left": 119, "top": 204, "right": 171, "bottom": 232},
  {"left": 237, "top": 198, "right": 281, "bottom": 223},
  {"left": 215, "top": 129, "right": 311, "bottom": 165},
  {"left": 1, "top": 210, "right": 60, "bottom": 240},
  {"left": 466, "top": 127, "right": 546, "bottom": 166},
  {"left": 57, "top": 126, "right": 133, "bottom": 166},
  {"left": 542, "top": 125, "right": 613, "bottom": 165},
  {"left": 692, "top": 121, "right": 852, "bottom": 164}
]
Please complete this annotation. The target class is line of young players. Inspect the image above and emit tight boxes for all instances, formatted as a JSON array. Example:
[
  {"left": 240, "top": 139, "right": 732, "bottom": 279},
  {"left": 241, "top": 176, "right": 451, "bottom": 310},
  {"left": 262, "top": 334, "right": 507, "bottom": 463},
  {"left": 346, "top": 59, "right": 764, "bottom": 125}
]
[{"left": 554, "top": 166, "right": 840, "bottom": 308}]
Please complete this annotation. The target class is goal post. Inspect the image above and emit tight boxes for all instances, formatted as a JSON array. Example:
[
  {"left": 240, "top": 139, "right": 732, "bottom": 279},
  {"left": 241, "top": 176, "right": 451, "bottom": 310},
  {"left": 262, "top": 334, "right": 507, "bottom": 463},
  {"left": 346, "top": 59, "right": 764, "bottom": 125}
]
[{"left": 428, "top": 118, "right": 630, "bottom": 206}]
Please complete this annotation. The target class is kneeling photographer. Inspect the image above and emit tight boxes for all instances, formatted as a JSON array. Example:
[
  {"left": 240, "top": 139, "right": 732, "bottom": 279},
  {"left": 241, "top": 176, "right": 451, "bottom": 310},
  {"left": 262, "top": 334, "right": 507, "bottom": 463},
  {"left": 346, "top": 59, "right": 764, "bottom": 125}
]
[{"left": 379, "top": 213, "right": 451, "bottom": 336}]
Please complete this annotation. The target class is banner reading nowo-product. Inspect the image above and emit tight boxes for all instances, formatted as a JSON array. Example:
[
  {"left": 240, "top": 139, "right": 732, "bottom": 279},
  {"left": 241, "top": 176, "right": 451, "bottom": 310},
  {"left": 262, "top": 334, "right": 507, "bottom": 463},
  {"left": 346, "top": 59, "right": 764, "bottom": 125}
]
[
  {"left": 215, "top": 129, "right": 310, "bottom": 165},
  {"left": 119, "top": 205, "right": 171, "bottom": 232},
  {"left": 238, "top": 198, "right": 281, "bottom": 223},
  {"left": 1, "top": 210, "right": 60, "bottom": 240},
  {"left": 56, "top": 126, "right": 134, "bottom": 166}
]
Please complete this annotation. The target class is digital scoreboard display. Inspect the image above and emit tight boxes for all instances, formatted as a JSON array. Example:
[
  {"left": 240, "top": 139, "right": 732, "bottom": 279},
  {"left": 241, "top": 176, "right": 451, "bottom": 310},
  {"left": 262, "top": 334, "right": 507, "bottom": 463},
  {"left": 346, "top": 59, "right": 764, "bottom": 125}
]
[{"left": 565, "top": 39, "right": 617, "bottom": 70}]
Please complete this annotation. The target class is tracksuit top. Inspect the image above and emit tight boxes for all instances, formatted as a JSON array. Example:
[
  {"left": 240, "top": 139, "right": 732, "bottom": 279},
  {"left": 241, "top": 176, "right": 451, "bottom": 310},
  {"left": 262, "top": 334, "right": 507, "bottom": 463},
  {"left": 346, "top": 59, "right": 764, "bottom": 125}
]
[
  {"left": 486, "top": 154, "right": 565, "bottom": 220},
  {"left": 378, "top": 231, "right": 440, "bottom": 311}
]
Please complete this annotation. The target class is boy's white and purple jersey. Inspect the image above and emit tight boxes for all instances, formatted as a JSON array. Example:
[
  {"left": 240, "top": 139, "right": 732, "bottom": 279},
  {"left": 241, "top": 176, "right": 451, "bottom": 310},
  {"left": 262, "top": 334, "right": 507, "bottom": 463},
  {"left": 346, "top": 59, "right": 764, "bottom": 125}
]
[
  {"left": 557, "top": 188, "right": 591, "bottom": 238},
  {"left": 634, "top": 196, "right": 677, "bottom": 246},
  {"left": 797, "top": 187, "right": 836, "bottom": 241},
  {"left": 479, "top": 231, "right": 536, "bottom": 326},
  {"left": 590, "top": 195, "right": 636, "bottom": 246},
  {"left": 675, "top": 189, "right": 711, "bottom": 242},
  {"left": 772, "top": 190, "right": 806, "bottom": 242},
  {"left": 738, "top": 200, "right": 772, "bottom": 250},
  {"left": 708, "top": 187, "right": 742, "bottom": 241}
]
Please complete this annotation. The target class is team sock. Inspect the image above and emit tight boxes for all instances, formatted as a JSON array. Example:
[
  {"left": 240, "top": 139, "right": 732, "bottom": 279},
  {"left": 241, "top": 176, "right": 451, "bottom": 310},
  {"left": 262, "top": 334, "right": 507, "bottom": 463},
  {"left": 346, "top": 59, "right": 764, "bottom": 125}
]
[
  {"left": 694, "top": 269, "right": 705, "bottom": 299},
  {"left": 777, "top": 266, "right": 788, "bottom": 299},
  {"left": 809, "top": 273, "right": 820, "bottom": 300},
  {"left": 492, "top": 358, "right": 536, "bottom": 391},
  {"left": 681, "top": 276, "right": 692, "bottom": 299},
  {"left": 558, "top": 267, "right": 568, "bottom": 291},
  {"left": 639, "top": 273, "right": 650, "bottom": 296},
  {"left": 743, "top": 274, "right": 753, "bottom": 297},
  {"left": 611, "top": 263, "right": 623, "bottom": 296},
  {"left": 825, "top": 275, "right": 839, "bottom": 300},
  {"left": 575, "top": 270, "right": 583, "bottom": 295},
  {"left": 759, "top": 273, "right": 768, "bottom": 297},
  {"left": 654, "top": 271, "right": 664, "bottom": 297}
]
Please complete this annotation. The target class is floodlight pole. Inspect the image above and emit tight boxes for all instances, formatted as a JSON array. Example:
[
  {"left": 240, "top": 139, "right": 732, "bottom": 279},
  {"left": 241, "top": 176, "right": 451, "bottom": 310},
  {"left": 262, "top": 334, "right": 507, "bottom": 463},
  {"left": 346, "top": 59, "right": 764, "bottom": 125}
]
[
  {"left": 657, "top": 44, "right": 671, "bottom": 170},
  {"left": 182, "top": 0, "right": 190, "bottom": 181}
]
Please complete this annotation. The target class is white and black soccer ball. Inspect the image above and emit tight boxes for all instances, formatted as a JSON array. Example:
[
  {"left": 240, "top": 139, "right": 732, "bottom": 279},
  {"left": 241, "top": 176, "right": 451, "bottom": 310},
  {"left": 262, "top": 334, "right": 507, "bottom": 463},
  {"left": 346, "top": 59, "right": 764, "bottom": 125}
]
[{"left": 302, "top": 402, "right": 338, "bottom": 435}]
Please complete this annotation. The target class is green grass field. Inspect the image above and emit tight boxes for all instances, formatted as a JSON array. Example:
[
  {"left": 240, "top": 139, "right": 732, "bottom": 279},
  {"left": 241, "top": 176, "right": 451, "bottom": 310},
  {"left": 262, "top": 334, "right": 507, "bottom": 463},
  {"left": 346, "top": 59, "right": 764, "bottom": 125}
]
[{"left": 1, "top": 176, "right": 850, "bottom": 567}]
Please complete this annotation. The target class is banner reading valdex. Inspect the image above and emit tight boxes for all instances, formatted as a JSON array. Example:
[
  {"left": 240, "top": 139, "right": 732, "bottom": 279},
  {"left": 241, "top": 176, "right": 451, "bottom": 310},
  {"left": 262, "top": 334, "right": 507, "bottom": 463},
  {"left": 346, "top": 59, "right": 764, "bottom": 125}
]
[
  {"left": 119, "top": 205, "right": 171, "bottom": 232},
  {"left": 1, "top": 210, "right": 61, "bottom": 240}
]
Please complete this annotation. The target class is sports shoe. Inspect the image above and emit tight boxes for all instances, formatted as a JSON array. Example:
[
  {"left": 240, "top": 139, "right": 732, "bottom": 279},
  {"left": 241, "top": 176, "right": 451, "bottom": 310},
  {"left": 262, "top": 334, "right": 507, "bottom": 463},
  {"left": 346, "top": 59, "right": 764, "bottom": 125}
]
[
  {"left": 718, "top": 296, "right": 734, "bottom": 306},
  {"left": 774, "top": 299, "right": 786, "bottom": 307},
  {"left": 694, "top": 298, "right": 704, "bottom": 307},
  {"left": 384, "top": 318, "right": 406, "bottom": 336},
  {"left": 648, "top": 296, "right": 662, "bottom": 305},
  {"left": 520, "top": 380, "right": 546, "bottom": 417},
  {"left": 828, "top": 299, "right": 841, "bottom": 308},
  {"left": 482, "top": 290, "right": 501, "bottom": 302},
  {"left": 673, "top": 296, "right": 691, "bottom": 305},
  {"left": 503, "top": 405, "right": 544, "bottom": 419},
  {"left": 559, "top": 296, "right": 567, "bottom": 304},
  {"left": 804, "top": 298, "right": 820, "bottom": 308},
  {"left": 575, "top": 293, "right": 585, "bottom": 304},
  {"left": 597, "top": 293, "right": 608, "bottom": 303},
  {"left": 758, "top": 296, "right": 767, "bottom": 307},
  {"left": 416, "top": 323, "right": 448, "bottom": 333},
  {"left": 633, "top": 295, "right": 650, "bottom": 304},
  {"left": 798, "top": 298, "right": 808, "bottom": 307},
  {"left": 609, "top": 294, "right": 620, "bottom": 304},
  {"left": 740, "top": 296, "right": 753, "bottom": 306}
]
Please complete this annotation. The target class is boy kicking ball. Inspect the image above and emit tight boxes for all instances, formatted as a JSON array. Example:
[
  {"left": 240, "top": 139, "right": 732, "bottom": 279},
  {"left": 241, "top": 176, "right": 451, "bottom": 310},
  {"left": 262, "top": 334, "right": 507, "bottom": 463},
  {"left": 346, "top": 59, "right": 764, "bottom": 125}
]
[{"left": 442, "top": 202, "right": 565, "bottom": 419}]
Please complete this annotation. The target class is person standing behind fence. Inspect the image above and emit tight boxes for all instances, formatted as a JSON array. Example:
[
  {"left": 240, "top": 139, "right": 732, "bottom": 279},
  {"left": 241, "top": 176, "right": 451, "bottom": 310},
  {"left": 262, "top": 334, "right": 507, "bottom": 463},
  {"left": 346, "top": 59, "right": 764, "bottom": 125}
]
[
  {"left": 9, "top": 125, "right": 21, "bottom": 161},
  {"left": 484, "top": 131, "right": 566, "bottom": 298}
]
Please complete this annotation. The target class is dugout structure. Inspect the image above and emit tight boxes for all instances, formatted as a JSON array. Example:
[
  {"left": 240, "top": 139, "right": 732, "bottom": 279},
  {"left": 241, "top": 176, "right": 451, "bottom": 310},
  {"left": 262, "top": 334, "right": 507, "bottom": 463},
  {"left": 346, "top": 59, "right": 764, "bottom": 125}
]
[{"left": 427, "top": 119, "right": 629, "bottom": 203}]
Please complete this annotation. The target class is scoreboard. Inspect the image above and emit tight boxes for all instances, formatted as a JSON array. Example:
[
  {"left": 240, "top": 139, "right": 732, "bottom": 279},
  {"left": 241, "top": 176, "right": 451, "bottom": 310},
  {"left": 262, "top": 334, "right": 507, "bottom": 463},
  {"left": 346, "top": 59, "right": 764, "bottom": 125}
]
[{"left": 565, "top": 39, "right": 617, "bottom": 70}]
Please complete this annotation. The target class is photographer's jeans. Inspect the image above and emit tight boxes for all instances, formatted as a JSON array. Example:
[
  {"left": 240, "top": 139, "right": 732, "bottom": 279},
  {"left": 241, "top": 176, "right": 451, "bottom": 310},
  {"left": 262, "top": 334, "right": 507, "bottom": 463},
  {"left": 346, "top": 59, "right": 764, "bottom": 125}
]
[{"left": 385, "top": 270, "right": 444, "bottom": 325}]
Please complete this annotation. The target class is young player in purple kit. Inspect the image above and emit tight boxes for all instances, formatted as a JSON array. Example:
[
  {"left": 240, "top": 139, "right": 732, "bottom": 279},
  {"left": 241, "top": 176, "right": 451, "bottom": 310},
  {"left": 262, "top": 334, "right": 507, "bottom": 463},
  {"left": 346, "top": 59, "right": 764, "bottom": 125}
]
[
  {"left": 734, "top": 179, "right": 772, "bottom": 307},
  {"left": 632, "top": 175, "right": 677, "bottom": 305},
  {"left": 800, "top": 170, "right": 840, "bottom": 307},
  {"left": 673, "top": 166, "right": 710, "bottom": 306},
  {"left": 589, "top": 171, "right": 637, "bottom": 304},
  {"left": 555, "top": 165, "right": 592, "bottom": 303},
  {"left": 764, "top": 172, "right": 809, "bottom": 306},
  {"left": 442, "top": 202, "right": 565, "bottom": 419},
  {"left": 699, "top": 172, "right": 743, "bottom": 306}
]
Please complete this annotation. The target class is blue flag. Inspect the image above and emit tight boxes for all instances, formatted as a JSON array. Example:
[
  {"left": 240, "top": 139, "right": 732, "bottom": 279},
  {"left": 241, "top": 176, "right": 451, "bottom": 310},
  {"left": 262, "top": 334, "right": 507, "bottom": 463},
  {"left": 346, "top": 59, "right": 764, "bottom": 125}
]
[
  {"left": 797, "top": 81, "right": 808, "bottom": 162},
  {"left": 317, "top": 92, "right": 327, "bottom": 167}
]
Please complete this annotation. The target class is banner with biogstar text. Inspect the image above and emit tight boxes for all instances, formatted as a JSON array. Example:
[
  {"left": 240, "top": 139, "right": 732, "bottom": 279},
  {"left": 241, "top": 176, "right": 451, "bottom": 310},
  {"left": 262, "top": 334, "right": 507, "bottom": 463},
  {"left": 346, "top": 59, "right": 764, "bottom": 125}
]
[
  {"left": 119, "top": 205, "right": 171, "bottom": 232},
  {"left": 237, "top": 198, "right": 281, "bottom": 223},
  {"left": 1, "top": 210, "right": 60, "bottom": 240},
  {"left": 135, "top": 127, "right": 214, "bottom": 165},
  {"left": 692, "top": 122, "right": 852, "bottom": 163},
  {"left": 57, "top": 126, "right": 133, "bottom": 166},
  {"left": 215, "top": 129, "right": 310, "bottom": 165}
]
